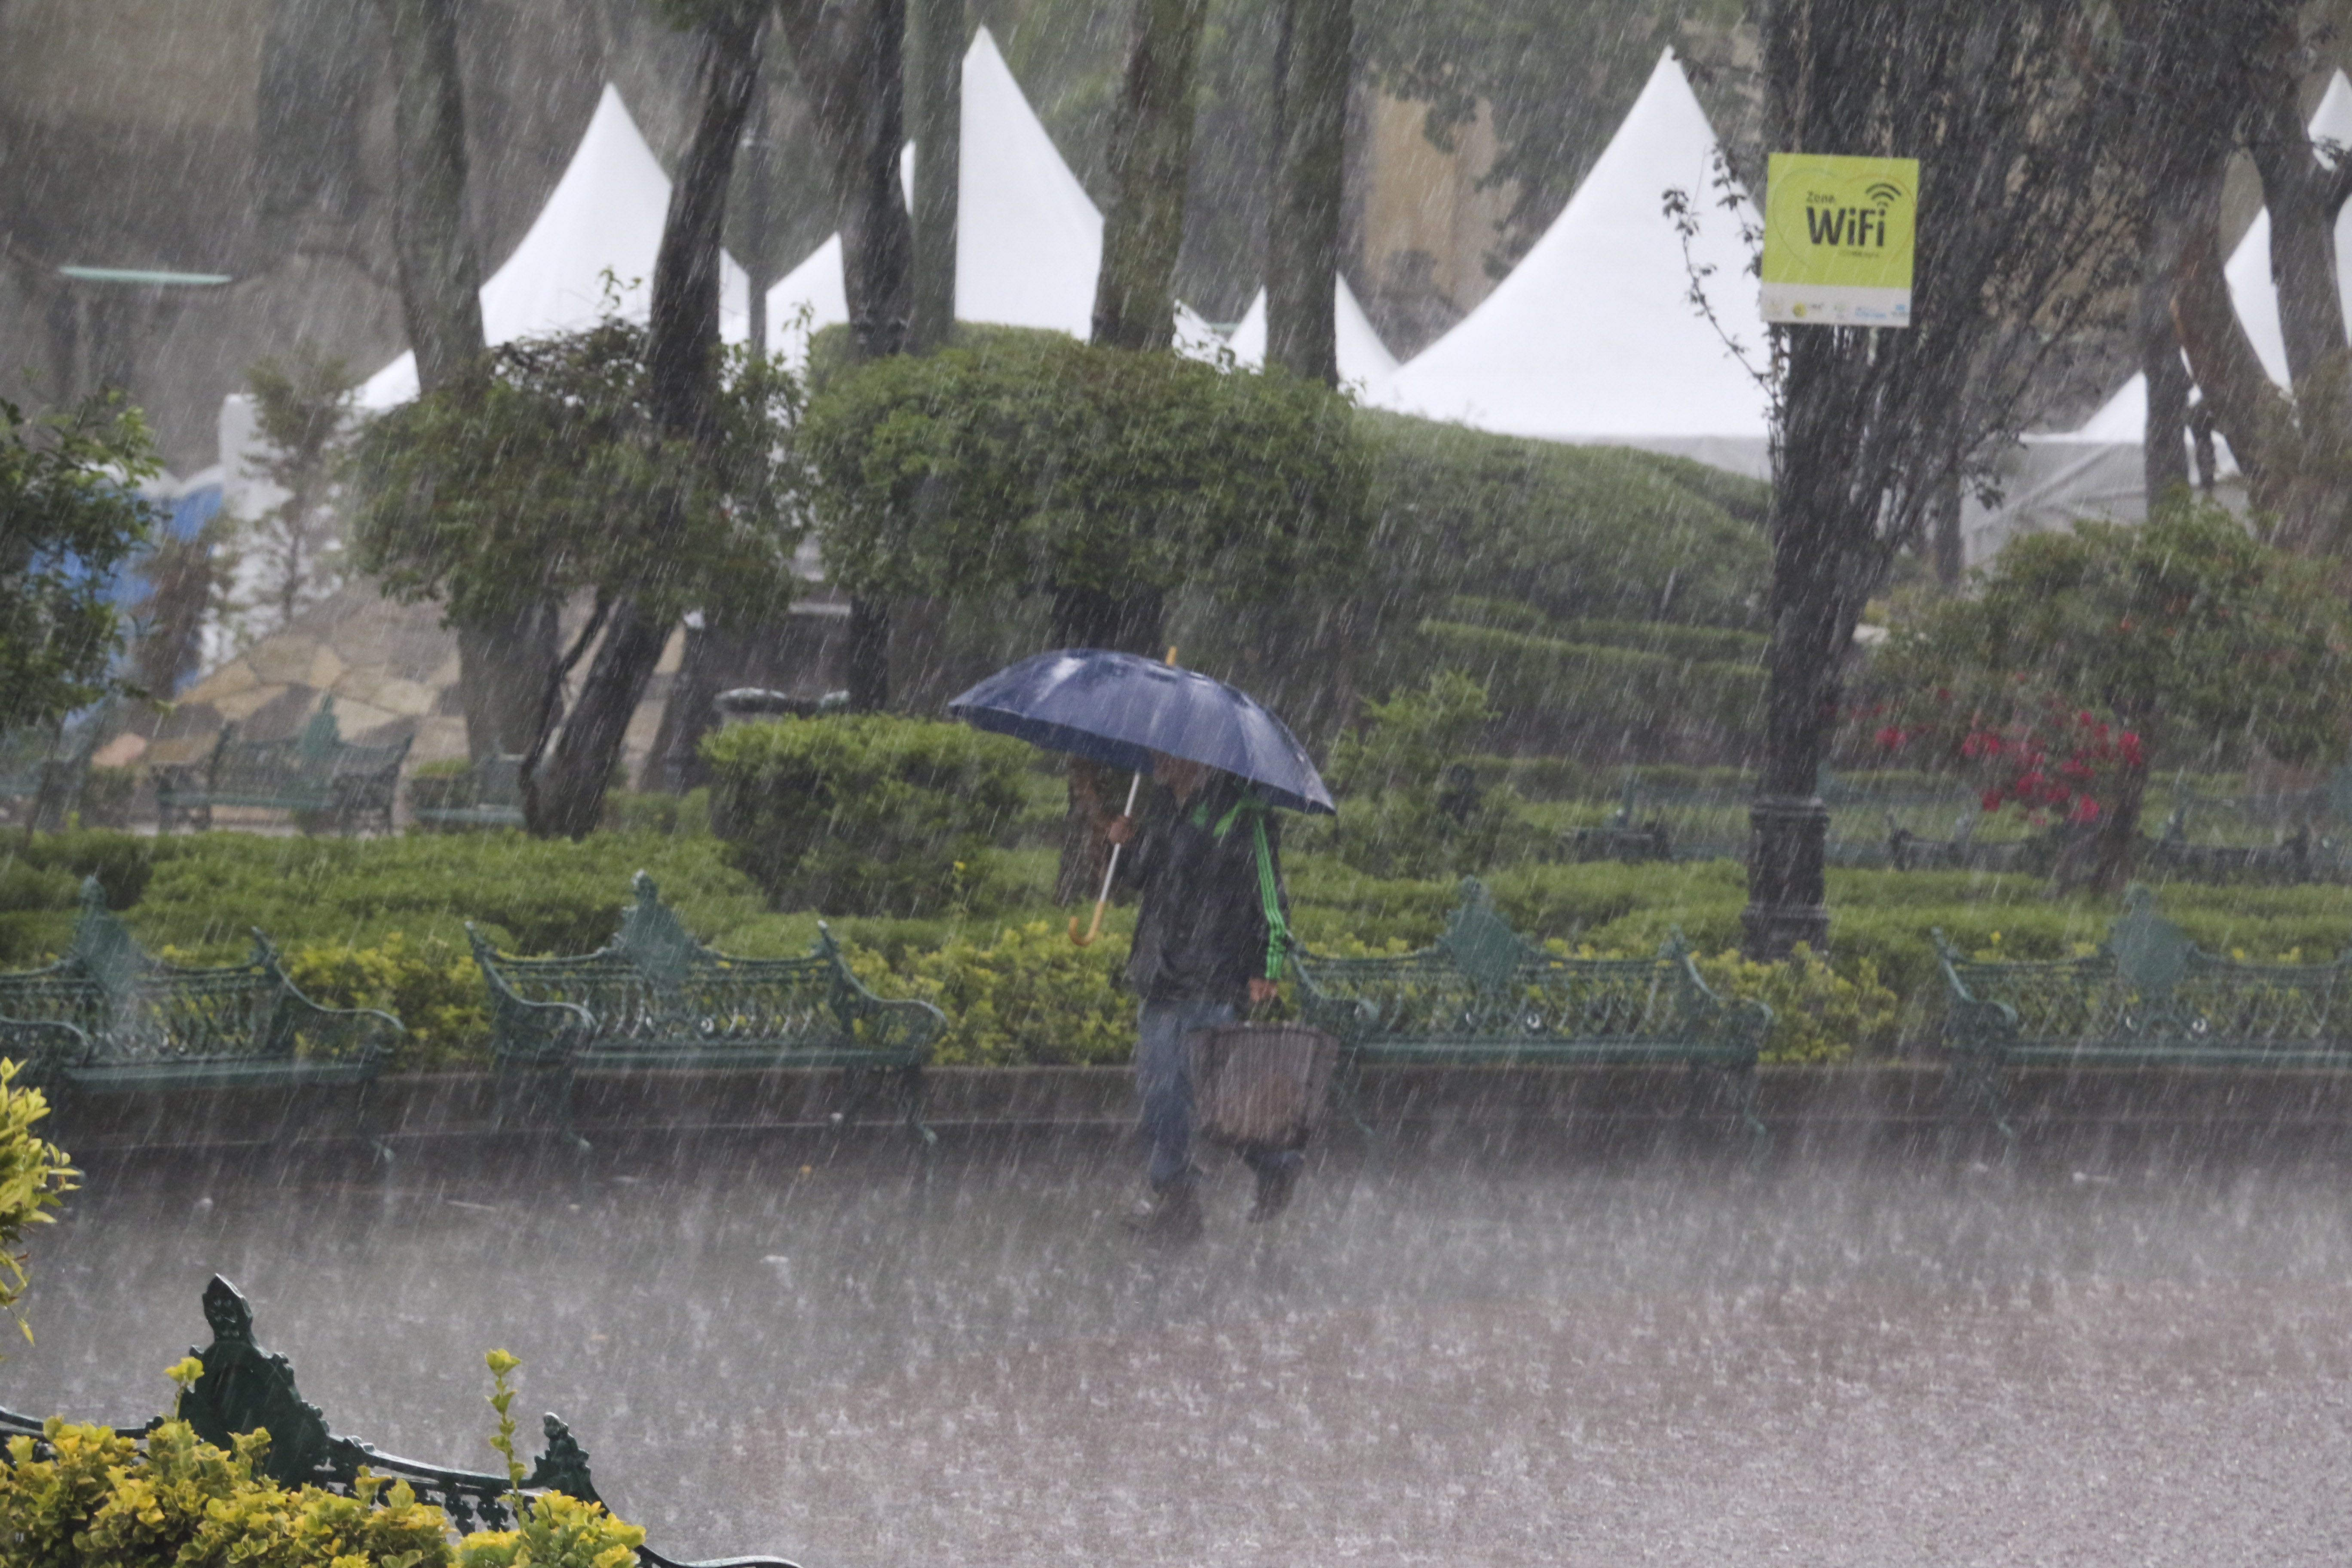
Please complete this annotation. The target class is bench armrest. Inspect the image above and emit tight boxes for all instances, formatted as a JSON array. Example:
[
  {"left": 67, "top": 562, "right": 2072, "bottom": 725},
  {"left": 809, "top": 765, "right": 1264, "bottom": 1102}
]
[
  {"left": 848, "top": 994, "right": 947, "bottom": 1058},
  {"left": 814, "top": 922, "right": 943, "bottom": 1059},
  {"left": 1943, "top": 997, "right": 2020, "bottom": 1057},
  {"left": 0, "top": 1014, "right": 92, "bottom": 1081},
  {"left": 277, "top": 992, "right": 405, "bottom": 1067},
  {"left": 1719, "top": 995, "right": 1774, "bottom": 1060}
]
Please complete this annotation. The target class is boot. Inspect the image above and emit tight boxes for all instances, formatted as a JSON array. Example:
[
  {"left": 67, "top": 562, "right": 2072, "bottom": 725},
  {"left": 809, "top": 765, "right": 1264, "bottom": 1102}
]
[
  {"left": 1121, "top": 1170, "right": 1204, "bottom": 1243},
  {"left": 1246, "top": 1152, "right": 1302, "bottom": 1224}
]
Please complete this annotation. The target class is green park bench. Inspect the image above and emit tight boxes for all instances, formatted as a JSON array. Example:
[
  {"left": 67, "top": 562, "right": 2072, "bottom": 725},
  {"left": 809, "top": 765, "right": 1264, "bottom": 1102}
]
[
  {"left": 0, "top": 877, "right": 402, "bottom": 1157},
  {"left": 0, "top": 701, "right": 115, "bottom": 831},
  {"left": 1936, "top": 885, "right": 2352, "bottom": 1143},
  {"left": 467, "top": 871, "right": 946, "bottom": 1152},
  {"left": 2135, "top": 769, "right": 2352, "bottom": 883},
  {"left": 154, "top": 696, "right": 411, "bottom": 834},
  {"left": 409, "top": 753, "right": 527, "bottom": 830},
  {"left": 0, "top": 1275, "right": 797, "bottom": 1568},
  {"left": 1564, "top": 769, "right": 1982, "bottom": 870},
  {"left": 1294, "top": 877, "right": 1773, "bottom": 1145}
]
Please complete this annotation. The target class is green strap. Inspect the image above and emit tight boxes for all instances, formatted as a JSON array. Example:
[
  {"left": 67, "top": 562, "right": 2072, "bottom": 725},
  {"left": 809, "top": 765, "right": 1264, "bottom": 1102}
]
[
  {"left": 1192, "top": 790, "right": 1289, "bottom": 980},
  {"left": 1250, "top": 810, "right": 1289, "bottom": 981}
]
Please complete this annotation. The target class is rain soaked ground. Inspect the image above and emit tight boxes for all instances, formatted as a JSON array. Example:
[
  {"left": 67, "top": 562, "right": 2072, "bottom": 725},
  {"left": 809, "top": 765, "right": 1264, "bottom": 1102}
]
[{"left": 10, "top": 1124, "right": 2352, "bottom": 1567}]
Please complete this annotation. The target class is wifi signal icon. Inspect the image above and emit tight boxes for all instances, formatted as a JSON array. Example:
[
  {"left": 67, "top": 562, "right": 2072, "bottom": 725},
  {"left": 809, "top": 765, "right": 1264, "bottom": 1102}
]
[{"left": 1863, "top": 181, "right": 1905, "bottom": 207}]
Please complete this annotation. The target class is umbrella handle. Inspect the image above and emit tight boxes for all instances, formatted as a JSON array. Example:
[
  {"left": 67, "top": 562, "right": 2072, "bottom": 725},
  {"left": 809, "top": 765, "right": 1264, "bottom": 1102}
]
[{"left": 1071, "top": 770, "right": 1145, "bottom": 947}]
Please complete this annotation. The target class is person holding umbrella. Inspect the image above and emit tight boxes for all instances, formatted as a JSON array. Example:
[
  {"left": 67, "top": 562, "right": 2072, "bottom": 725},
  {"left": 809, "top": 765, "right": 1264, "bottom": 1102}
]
[
  {"left": 946, "top": 649, "right": 1336, "bottom": 1243},
  {"left": 1099, "top": 749, "right": 1295, "bottom": 1239}
]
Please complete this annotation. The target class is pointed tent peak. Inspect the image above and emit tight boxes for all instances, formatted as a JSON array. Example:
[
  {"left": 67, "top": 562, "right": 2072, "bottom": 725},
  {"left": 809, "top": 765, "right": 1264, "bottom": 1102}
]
[
  {"left": 2312, "top": 68, "right": 2352, "bottom": 145},
  {"left": 358, "top": 81, "right": 746, "bottom": 410},
  {"left": 1376, "top": 45, "right": 1765, "bottom": 462},
  {"left": 1225, "top": 279, "right": 1398, "bottom": 390},
  {"left": 955, "top": 24, "right": 1102, "bottom": 337},
  {"left": 765, "top": 234, "right": 849, "bottom": 366}
]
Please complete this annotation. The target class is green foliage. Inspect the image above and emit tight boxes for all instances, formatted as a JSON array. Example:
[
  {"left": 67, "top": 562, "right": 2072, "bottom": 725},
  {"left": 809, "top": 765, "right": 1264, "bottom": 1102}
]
[
  {"left": 804, "top": 332, "right": 1372, "bottom": 606},
  {"left": 1355, "top": 411, "right": 1767, "bottom": 630},
  {"left": 1418, "top": 619, "right": 1765, "bottom": 754},
  {"left": 702, "top": 717, "right": 1032, "bottom": 916},
  {"left": 234, "top": 345, "right": 357, "bottom": 634},
  {"left": 0, "top": 391, "right": 160, "bottom": 730},
  {"left": 1688, "top": 946, "right": 1898, "bottom": 1063},
  {"left": 280, "top": 935, "right": 488, "bottom": 1072},
  {"left": 1325, "top": 672, "right": 1513, "bottom": 879},
  {"left": 1871, "top": 503, "right": 2352, "bottom": 772},
  {"left": 846, "top": 918, "right": 1135, "bottom": 1065},
  {"left": 0, "top": 1417, "right": 455, "bottom": 1568},
  {"left": 0, "top": 1351, "right": 646, "bottom": 1568},
  {"left": 0, "top": 1060, "right": 74, "bottom": 1344},
  {"left": 348, "top": 315, "right": 805, "bottom": 634}
]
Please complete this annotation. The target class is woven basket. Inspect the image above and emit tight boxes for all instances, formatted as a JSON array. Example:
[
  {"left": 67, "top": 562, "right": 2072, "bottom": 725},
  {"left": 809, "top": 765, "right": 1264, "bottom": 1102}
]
[{"left": 1185, "top": 1023, "right": 1340, "bottom": 1152}]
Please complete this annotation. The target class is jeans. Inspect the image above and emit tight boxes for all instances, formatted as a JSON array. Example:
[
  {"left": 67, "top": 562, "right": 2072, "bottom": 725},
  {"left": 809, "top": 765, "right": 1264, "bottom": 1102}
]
[{"left": 1135, "top": 998, "right": 1305, "bottom": 1191}]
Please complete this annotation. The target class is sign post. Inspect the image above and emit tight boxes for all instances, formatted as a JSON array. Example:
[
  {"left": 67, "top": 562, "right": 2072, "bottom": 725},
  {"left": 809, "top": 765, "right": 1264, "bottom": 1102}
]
[{"left": 1760, "top": 153, "right": 1917, "bottom": 327}]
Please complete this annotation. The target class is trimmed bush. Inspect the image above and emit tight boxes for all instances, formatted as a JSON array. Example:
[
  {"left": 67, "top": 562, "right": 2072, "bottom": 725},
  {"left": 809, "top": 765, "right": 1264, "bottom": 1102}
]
[
  {"left": 279, "top": 935, "right": 489, "bottom": 1072},
  {"left": 703, "top": 715, "right": 1031, "bottom": 916},
  {"left": 1357, "top": 411, "right": 1768, "bottom": 630},
  {"left": 1417, "top": 620, "right": 1764, "bottom": 760},
  {"left": 848, "top": 918, "right": 1135, "bottom": 1066}
]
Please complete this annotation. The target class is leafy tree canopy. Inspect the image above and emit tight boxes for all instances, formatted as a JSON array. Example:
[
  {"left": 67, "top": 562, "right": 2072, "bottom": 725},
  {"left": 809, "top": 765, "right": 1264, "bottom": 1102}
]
[
  {"left": 0, "top": 391, "right": 159, "bottom": 732},
  {"left": 1872, "top": 503, "right": 2352, "bottom": 774},
  {"left": 804, "top": 330, "right": 1372, "bottom": 606},
  {"left": 346, "top": 314, "right": 806, "bottom": 635}
]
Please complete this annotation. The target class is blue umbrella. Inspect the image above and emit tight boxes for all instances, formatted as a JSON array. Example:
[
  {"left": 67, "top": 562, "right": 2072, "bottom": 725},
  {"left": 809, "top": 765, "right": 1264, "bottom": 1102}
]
[
  {"left": 948, "top": 649, "right": 1335, "bottom": 814},
  {"left": 948, "top": 649, "right": 1335, "bottom": 946}
]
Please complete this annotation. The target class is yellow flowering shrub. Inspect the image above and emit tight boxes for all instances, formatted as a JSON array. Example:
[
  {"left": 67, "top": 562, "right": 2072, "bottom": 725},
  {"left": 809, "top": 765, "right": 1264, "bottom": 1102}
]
[{"left": 847, "top": 920, "right": 1135, "bottom": 1065}]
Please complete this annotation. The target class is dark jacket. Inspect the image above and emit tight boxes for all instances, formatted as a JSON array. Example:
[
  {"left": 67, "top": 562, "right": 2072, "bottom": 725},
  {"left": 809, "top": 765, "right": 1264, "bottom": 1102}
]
[{"left": 1119, "top": 773, "right": 1292, "bottom": 1005}]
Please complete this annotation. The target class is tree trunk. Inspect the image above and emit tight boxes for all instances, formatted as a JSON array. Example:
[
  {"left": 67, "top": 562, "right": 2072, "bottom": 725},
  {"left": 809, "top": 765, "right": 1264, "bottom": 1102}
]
[
  {"left": 527, "top": 5, "right": 767, "bottom": 836},
  {"left": 906, "top": 0, "right": 963, "bottom": 354},
  {"left": 1743, "top": 0, "right": 1888, "bottom": 962},
  {"left": 1091, "top": 0, "right": 1210, "bottom": 351},
  {"left": 2245, "top": 53, "right": 2352, "bottom": 392},
  {"left": 527, "top": 599, "right": 671, "bottom": 837},
  {"left": 1744, "top": 333, "right": 1870, "bottom": 959},
  {"left": 377, "top": 0, "right": 482, "bottom": 392},
  {"left": 457, "top": 600, "right": 558, "bottom": 758},
  {"left": 377, "top": 0, "right": 557, "bottom": 765},
  {"left": 1266, "top": 0, "right": 1350, "bottom": 385},
  {"left": 2050, "top": 756, "right": 2147, "bottom": 895},
  {"left": 779, "top": 0, "right": 915, "bottom": 707}
]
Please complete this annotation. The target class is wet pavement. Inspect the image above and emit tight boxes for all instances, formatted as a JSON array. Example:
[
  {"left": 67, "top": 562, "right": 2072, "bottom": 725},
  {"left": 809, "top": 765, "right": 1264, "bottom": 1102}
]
[{"left": 9, "top": 1127, "right": 2352, "bottom": 1566}]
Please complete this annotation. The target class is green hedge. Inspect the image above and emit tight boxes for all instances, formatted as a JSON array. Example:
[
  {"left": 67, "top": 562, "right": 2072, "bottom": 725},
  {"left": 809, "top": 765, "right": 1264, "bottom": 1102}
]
[
  {"left": 6, "top": 826, "right": 2347, "bottom": 1070},
  {"left": 1358, "top": 411, "right": 1769, "bottom": 630},
  {"left": 1418, "top": 619, "right": 1765, "bottom": 758},
  {"left": 702, "top": 715, "right": 1031, "bottom": 917}
]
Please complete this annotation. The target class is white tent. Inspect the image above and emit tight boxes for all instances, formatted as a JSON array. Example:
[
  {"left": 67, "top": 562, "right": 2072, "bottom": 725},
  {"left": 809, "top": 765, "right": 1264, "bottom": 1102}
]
[
  {"left": 1963, "top": 71, "right": 2352, "bottom": 562},
  {"left": 769, "top": 26, "right": 1103, "bottom": 353},
  {"left": 1374, "top": 49, "right": 1771, "bottom": 478},
  {"left": 358, "top": 84, "right": 751, "bottom": 410},
  {"left": 1224, "top": 278, "right": 1401, "bottom": 394}
]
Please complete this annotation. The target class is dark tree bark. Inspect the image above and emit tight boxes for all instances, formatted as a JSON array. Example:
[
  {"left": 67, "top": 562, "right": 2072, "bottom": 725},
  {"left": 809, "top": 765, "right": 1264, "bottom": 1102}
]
[
  {"left": 906, "top": 0, "right": 963, "bottom": 354},
  {"left": 1742, "top": 0, "right": 2135, "bottom": 957},
  {"left": 528, "top": 3, "right": 769, "bottom": 838},
  {"left": 1091, "top": 0, "right": 1211, "bottom": 351},
  {"left": 1266, "top": 0, "right": 1350, "bottom": 386},
  {"left": 777, "top": 0, "right": 916, "bottom": 708},
  {"left": 377, "top": 0, "right": 555, "bottom": 766},
  {"left": 456, "top": 600, "right": 558, "bottom": 757},
  {"left": 377, "top": 0, "right": 482, "bottom": 392}
]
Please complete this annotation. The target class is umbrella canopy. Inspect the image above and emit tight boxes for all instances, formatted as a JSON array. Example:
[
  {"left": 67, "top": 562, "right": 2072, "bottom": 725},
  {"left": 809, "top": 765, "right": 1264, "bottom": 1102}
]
[{"left": 947, "top": 649, "right": 1336, "bottom": 815}]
